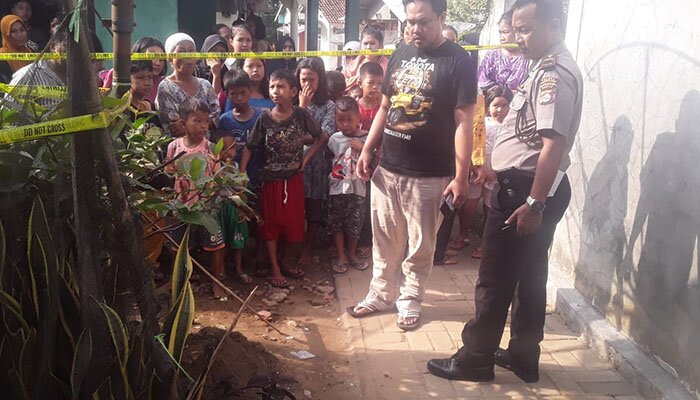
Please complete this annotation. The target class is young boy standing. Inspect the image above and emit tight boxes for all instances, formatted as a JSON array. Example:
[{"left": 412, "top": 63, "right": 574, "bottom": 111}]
[
  {"left": 165, "top": 98, "right": 227, "bottom": 299},
  {"left": 240, "top": 69, "right": 324, "bottom": 288},
  {"left": 356, "top": 61, "right": 384, "bottom": 259},
  {"left": 327, "top": 97, "right": 370, "bottom": 273},
  {"left": 356, "top": 61, "right": 384, "bottom": 131},
  {"left": 217, "top": 70, "right": 262, "bottom": 180}
]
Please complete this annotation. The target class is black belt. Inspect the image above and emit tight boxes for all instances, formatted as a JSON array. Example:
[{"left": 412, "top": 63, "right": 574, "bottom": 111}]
[{"left": 495, "top": 168, "right": 535, "bottom": 210}]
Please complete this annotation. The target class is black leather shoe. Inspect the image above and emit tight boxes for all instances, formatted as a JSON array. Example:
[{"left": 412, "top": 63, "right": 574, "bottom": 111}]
[
  {"left": 494, "top": 348, "right": 540, "bottom": 383},
  {"left": 427, "top": 357, "right": 494, "bottom": 382}
]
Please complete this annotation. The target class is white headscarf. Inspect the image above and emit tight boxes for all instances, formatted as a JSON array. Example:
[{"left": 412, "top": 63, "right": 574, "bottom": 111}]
[
  {"left": 342, "top": 41, "right": 361, "bottom": 69},
  {"left": 164, "top": 33, "right": 195, "bottom": 53}
]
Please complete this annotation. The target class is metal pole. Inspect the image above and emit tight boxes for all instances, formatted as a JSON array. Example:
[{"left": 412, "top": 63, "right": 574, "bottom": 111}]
[
  {"left": 111, "top": 0, "right": 134, "bottom": 98},
  {"left": 345, "top": 0, "right": 360, "bottom": 44},
  {"left": 306, "top": 0, "right": 319, "bottom": 51},
  {"left": 290, "top": 0, "right": 298, "bottom": 48}
]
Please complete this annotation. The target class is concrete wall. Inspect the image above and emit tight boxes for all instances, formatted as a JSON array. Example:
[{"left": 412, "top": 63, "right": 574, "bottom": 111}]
[
  {"left": 95, "top": 0, "right": 179, "bottom": 54},
  {"left": 483, "top": 0, "right": 700, "bottom": 392}
]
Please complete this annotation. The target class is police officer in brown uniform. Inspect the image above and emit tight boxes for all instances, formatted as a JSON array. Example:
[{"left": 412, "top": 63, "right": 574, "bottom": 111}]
[{"left": 427, "top": 0, "right": 583, "bottom": 382}]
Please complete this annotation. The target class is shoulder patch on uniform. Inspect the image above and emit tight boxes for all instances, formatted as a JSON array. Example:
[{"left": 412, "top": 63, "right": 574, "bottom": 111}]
[
  {"left": 538, "top": 75, "right": 558, "bottom": 105},
  {"left": 539, "top": 54, "right": 558, "bottom": 70}
]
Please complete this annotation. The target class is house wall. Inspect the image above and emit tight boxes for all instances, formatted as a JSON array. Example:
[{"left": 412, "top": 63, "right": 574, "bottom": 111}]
[{"left": 481, "top": 0, "right": 700, "bottom": 392}]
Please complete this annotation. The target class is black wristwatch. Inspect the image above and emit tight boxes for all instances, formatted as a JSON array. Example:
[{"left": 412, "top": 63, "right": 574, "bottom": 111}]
[{"left": 526, "top": 196, "right": 546, "bottom": 212}]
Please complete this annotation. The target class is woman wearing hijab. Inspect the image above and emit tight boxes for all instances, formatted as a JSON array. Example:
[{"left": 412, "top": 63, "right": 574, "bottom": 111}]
[
  {"left": 265, "top": 35, "right": 298, "bottom": 79},
  {"left": 155, "top": 33, "right": 220, "bottom": 136},
  {"left": 195, "top": 34, "right": 230, "bottom": 93},
  {"left": 0, "top": 14, "right": 33, "bottom": 83}
]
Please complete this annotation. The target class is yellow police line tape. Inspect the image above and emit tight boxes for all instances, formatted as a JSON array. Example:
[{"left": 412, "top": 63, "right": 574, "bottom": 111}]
[
  {"left": 0, "top": 83, "right": 111, "bottom": 97},
  {"left": 0, "top": 44, "right": 517, "bottom": 61},
  {"left": 0, "top": 110, "right": 118, "bottom": 144}
]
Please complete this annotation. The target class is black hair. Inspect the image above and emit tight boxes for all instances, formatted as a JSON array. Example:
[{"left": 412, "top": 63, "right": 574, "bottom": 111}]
[
  {"left": 499, "top": 10, "right": 514, "bottom": 25},
  {"left": 210, "top": 127, "right": 230, "bottom": 143},
  {"left": 231, "top": 20, "right": 253, "bottom": 39},
  {"left": 296, "top": 57, "right": 330, "bottom": 106},
  {"left": 326, "top": 70, "right": 346, "bottom": 97},
  {"left": 335, "top": 96, "right": 360, "bottom": 114},
  {"left": 212, "top": 23, "right": 229, "bottom": 34},
  {"left": 275, "top": 35, "right": 296, "bottom": 51},
  {"left": 511, "top": 0, "right": 565, "bottom": 23},
  {"left": 270, "top": 69, "right": 298, "bottom": 90},
  {"left": 178, "top": 97, "right": 210, "bottom": 119},
  {"left": 130, "top": 60, "right": 153, "bottom": 75},
  {"left": 484, "top": 85, "right": 514, "bottom": 110},
  {"left": 48, "top": 29, "right": 68, "bottom": 51},
  {"left": 235, "top": 57, "right": 270, "bottom": 98},
  {"left": 359, "top": 61, "right": 384, "bottom": 78},
  {"left": 361, "top": 24, "right": 384, "bottom": 45},
  {"left": 132, "top": 36, "right": 167, "bottom": 76},
  {"left": 401, "top": 0, "right": 447, "bottom": 15},
  {"left": 443, "top": 25, "right": 459, "bottom": 38},
  {"left": 223, "top": 69, "right": 252, "bottom": 91}
]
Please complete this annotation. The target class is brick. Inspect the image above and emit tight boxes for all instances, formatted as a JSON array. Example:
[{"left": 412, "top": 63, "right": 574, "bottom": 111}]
[
  {"left": 450, "top": 379, "right": 483, "bottom": 397},
  {"left": 570, "top": 348, "right": 612, "bottom": 370},
  {"left": 479, "top": 383, "right": 536, "bottom": 397},
  {"left": 569, "top": 370, "right": 622, "bottom": 383},
  {"left": 541, "top": 338, "right": 586, "bottom": 352},
  {"left": 546, "top": 371, "right": 584, "bottom": 394},
  {"left": 359, "top": 314, "right": 383, "bottom": 333},
  {"left": 423, "top": 372, "right": 459, "bottom": 398},
  {"left": 363, "top": 331, "right": 409, "bottom": 351},
  {"left": 527, "top": 372, "right": 561, "bottom": 396},
  {"left": 427, "top": 331, "right": 457, "bottom": 351},
  {"left": 376, "top": 312, "right": 404, "bottom": 333},
  {"left": 551, "top": 350, "right": 586, "bottom": 371},
  {"left": 406, "top": 331, "right": 433, "bottom": 351},
  {"left": 579, "top": 381, "right": 637, "bottom": 396}
]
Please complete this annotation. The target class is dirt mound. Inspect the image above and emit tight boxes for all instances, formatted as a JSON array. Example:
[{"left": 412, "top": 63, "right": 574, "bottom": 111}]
[{"left": 183, "top": 327, "right": 295, "bottom": 399}]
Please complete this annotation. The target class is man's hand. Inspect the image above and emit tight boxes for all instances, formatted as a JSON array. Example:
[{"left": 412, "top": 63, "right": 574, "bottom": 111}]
[
  {"left": 505, "top": 204, "right": 543, "bottom": 235},
  {"left": 473, "top": 165, "right": 487, "bottom": 185},
  {"left": 207, "top": 59, "right": 223, "bottom": 75},
  {"left": 442, "top": 177, "right": 469, "bottom": 208},
  {"left": 356, "top": 150, "right": 374, "bottom": 181}
]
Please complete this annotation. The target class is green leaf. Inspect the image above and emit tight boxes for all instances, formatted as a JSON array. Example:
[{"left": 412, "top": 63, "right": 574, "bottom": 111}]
[
  {"left": 165, "top": 284, "right": 195, "bottom": 363},
  {"left": 170, "top": 227, "right": 192, "bottom": 303},
  {"left": 213, "top": 138, "right": 224, "bottom": 157},
  {"left": 71, "top": 329, "right": 93, "bottom": 400},
  {"left": 188, "top": 156, "right": 205, "bottom": 181},
  {"left": 0, "top": 290, "right": 31, "bottom": 333},
  {"left": 177, "top": 211, "right": 219, "bottom": 235},
  {"left": 68, "top": 8, "right": 81, "bottom": 43},
  {"left": 97, "top": 303, "right": 129, "bottom": 369}
]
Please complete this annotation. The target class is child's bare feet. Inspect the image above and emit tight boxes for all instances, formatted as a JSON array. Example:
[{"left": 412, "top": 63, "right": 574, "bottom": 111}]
[{"left": 213, "top": 283, "right": 228, "bottom": 300}]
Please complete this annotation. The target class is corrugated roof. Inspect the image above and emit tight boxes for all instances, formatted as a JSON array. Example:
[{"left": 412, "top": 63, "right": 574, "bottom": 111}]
[{"left": 320, "top": 0, "right": 346, "bottom": 24}]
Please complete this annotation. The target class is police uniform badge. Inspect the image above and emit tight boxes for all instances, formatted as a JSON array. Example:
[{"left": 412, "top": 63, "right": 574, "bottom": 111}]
[{"left": 538, "top": 75, "right": 558, "bottom": 105}]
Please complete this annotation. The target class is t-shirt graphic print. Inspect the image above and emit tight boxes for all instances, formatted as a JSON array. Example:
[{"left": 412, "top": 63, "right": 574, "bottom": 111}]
[
  {"left": 386, "top": 56, "right": 435, "bottom": 131},
  {"left": 379, "top": 41, "right": 478, "bottom": 177}
]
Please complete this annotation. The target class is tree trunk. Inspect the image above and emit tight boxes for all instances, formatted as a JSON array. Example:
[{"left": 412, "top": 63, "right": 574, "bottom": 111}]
[{"left": 63, "top": 0, "right": 111, "bottom": 394}]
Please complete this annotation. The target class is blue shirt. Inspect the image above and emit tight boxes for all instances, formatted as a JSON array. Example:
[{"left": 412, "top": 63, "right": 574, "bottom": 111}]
[
  {"left": 224, "top": 96, "right": 275, "bottom": 113},
  {"left": 219, "top": 108, "right": 261, "bottom": 164},
  {"left": 218, "top": 108, "right": 263, "bottom": 185}
]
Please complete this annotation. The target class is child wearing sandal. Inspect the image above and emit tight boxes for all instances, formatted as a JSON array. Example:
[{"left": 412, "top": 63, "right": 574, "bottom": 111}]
[
  {"left": 327, "top": 97, "right": 370, "bottom": 274},
  {"left": 165, "top": 98, "right": 227, "bottom": 299},
  {"left": 240, "top": 69, "right": 325, "bottom": 288},
  {"left": 213, "top": 134, "right": 252, "bottom": 285}
]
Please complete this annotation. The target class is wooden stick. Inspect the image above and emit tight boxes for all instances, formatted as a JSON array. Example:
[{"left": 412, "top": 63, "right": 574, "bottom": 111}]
[{"left": 141, "top": 213, "right": 287, "bottom": 336}]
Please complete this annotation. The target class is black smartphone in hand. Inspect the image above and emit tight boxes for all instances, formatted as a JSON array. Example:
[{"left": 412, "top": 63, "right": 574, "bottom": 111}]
[{"left": 440, "top": 194, "right": 456, "bottom": 217}]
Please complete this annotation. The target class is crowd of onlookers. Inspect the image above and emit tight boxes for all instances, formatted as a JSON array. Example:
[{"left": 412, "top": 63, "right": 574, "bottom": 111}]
[{"left": 0, "top": 0, "right": 529, "bottom": 301}]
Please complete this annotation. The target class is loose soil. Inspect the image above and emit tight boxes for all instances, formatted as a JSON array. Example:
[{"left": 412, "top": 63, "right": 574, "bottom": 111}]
[{"left": 179, "top": 252, "right": 361, "bottom": 400}]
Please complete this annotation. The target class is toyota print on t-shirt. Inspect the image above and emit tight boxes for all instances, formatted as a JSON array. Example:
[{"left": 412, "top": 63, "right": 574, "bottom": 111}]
[{"left": 386, "top": 57, "right": 435, "bottom": 132}]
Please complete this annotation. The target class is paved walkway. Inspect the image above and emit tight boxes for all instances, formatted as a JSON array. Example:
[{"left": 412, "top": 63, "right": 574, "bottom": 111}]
[{"left": 334, "top": 250, "right": 643, "bottom": 400}]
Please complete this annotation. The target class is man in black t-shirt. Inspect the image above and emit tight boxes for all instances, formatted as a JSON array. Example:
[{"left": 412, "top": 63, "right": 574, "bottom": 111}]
[{"left": 346, "top": 0, "right": 477, "bottom": 331}]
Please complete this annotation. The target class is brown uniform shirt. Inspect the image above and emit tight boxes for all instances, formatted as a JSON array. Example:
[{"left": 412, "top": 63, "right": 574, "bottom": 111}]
[{"left": 491, "top": 42, "right": 584, "bottom": 173}]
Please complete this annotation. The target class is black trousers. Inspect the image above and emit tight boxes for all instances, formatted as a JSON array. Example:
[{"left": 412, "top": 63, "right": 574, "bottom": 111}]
[{"left": 456, "top": 169, "right": 571, "bottom": 369}]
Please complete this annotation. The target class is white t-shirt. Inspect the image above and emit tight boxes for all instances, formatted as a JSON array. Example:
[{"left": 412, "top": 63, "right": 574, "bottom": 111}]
[{"left": 327, "top": 132, "right": 368, "bottom": 197}]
